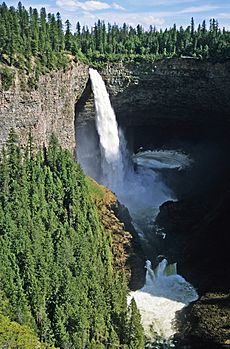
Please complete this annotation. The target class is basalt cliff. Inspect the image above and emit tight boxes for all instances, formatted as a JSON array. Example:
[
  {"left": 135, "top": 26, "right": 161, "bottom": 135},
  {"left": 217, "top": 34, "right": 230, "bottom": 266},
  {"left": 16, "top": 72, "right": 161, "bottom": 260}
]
[
  {"left": 1, "top": 58, "right": 230, "bottom": 151},
  {"left": 0, "top": 62, "right": 89, "bottom": 151}
]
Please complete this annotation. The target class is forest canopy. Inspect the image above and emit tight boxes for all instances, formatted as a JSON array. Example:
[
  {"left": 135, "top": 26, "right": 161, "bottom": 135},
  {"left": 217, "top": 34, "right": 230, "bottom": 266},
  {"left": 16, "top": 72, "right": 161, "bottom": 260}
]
[
  {"left": 0, "top": 131, "right": 144, "bottom": 348},
  {"left": 0, "top": 1, "right": 229, "bottom": 78}
]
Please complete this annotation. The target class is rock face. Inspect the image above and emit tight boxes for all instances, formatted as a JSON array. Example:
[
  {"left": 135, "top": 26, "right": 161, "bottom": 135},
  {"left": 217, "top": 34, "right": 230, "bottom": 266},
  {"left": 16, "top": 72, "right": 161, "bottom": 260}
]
[
  {"left": 102, "top": 58, "right": 230, "bottom": 128},
  {"left": 0, "top": 63, "right": 89, "bottom": 152},
  {"left": 156, "top": 167, "right": 230, "bottom": 347},
  {"left": 76, "top": 58, "right": 230, "bottom": 154},
  {"left": 1, "top": 58, "right": 230, "bottom": 152},
  {"left": 176, "top": 293, "right": 230, "bottom": 348},
  {"left": 76, "top": 59, "right": 230, "bottom": 126}
]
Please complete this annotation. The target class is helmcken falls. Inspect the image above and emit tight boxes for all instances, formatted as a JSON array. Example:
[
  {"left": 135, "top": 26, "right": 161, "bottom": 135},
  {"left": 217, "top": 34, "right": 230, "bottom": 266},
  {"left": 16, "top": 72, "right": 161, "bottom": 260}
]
[{"left": 78, "top": 68, "right": 198, "bottom": 347}]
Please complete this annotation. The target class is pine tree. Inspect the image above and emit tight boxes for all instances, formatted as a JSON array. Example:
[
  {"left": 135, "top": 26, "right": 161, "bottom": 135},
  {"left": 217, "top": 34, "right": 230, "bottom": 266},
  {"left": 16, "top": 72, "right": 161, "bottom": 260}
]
[
  {"left": 64, "top": 19, "right": 72, "bottom": 51},
  {"left": 127, "top": 298, "right": 144, "bottom": 349}
]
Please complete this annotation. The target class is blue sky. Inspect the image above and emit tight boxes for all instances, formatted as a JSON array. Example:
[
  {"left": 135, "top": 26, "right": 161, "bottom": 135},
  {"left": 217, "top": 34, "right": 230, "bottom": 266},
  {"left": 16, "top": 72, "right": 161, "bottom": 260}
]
[{"left": 3, "top": 0, "right": 230, "bottom": 29}]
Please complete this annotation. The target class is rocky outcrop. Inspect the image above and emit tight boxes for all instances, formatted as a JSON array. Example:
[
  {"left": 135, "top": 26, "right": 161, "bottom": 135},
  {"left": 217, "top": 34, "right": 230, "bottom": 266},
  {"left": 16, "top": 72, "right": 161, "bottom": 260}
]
[
  {"left": 155, "top": 177, "right": 230, "bottom": 288},
  {"left": 0, "top": 62, "right": 89, "bottom": 151},
  {"left": 112, "top": 201, "right": 146, "bottom": 290},
  {"left": 176, "top": 293, "right": 230, "bottom": 348},
  {"left": 156, "top": 177, "right": 230, "bottom": 347},
  {"left": 87, "top": 178, "right": 145, "bottom": 290}
]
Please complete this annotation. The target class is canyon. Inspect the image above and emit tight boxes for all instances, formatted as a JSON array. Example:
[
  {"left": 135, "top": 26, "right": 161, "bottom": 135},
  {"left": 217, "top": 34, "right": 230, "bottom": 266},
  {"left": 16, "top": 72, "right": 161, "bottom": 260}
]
[{"left": 1, "top": 58, "right": 230, "bottom": 348}]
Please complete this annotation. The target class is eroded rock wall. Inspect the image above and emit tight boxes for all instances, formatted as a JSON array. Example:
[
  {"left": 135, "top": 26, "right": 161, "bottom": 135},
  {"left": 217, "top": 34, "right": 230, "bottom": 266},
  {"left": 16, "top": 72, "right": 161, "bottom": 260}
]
[
  {"left": 0, "top": 62, "right": 89, "bottom": 151},
  {"left": 2, "top": 58, "right": 228, "bottom": 152},
  {"left": 102, "top": 58, "right": 230, "bottom": 127}
]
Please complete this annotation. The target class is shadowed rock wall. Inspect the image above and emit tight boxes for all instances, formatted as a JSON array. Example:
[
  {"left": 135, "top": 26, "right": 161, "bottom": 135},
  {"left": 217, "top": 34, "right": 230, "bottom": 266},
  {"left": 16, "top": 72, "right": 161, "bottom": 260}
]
[{"left": 103, "top": 58, "right": 230, "bottom": 128}]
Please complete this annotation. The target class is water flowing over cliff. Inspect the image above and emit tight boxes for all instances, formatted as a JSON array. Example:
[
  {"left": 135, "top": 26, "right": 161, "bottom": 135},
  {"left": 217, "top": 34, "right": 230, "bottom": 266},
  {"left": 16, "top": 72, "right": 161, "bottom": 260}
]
[
  {"left": 78, "top": 68, "right": 199, "bottom": 345},
  {"left": 80, "top": 69, "right": 171, "bottom": 215},
  {"left": 89, "top": 68, "right": 123, "bottom": 190}
]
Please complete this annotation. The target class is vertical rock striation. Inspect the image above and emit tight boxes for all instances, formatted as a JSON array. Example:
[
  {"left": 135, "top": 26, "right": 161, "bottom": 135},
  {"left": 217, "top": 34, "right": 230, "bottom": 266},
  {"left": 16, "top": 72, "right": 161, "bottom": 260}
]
[
  {"left": 102, "top": 58, "right": 230, "bottom": 127},
  {"left": 0, "top": 63, "right": 89, "bottom": 151}
]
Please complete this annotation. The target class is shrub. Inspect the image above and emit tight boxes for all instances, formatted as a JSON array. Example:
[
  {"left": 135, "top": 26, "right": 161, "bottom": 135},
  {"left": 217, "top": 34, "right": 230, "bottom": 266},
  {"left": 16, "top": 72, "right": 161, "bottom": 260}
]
[{"left": 0, "top": 66, "right": 15, "bottom": 90}]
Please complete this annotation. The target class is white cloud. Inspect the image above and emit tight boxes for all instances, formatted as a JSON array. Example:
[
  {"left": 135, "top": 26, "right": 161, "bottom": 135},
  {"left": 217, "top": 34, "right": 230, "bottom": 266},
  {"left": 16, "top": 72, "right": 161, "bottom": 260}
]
[
  {"left": 124, "top": 0, "right": 198, "bottom": 7},
  {"left": 79, "top": 10, "right": 166, "bottom": 27},
  {"left": 180, "top": 5, "right": 219, "bottom": 14},
  {"left": 81, "top": 1, "right": 110, "bottom": 10},
  {"left": 56, "top": 0, "right": 76, "bottom": 10},
  {"left": 111, "top": 3, "right": 124, "bottom": 10},
  {"left": 56, "top": 0, "right": 124, "bottom": 11},
  {"left": 32, "top": 0, "right": 229, "bottom": 30}
]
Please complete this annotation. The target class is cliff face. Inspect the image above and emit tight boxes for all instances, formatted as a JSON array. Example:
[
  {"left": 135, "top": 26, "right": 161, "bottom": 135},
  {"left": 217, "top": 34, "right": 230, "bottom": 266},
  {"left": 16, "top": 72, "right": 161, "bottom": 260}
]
[
  {"left": 1, "top": 59, "right": 230, "bottom": 151},
  {"left": 76, "top": 59, "right": 230, "bottom": 154},
  {"left": 103, "top": 58, "right": 230, "bottom": 127},
  {"left": 0, "top": 62, "right": 88, "bottom": 151}
]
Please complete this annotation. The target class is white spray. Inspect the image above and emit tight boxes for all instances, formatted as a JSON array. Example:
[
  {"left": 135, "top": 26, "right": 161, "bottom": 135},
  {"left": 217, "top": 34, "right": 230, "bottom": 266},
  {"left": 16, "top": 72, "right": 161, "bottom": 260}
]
[
  {"left": 89, "top": 68, "right": 170, "bottom": 213},
  {"left": 128, "top": 259, "right": 198, "bottom": 344}
]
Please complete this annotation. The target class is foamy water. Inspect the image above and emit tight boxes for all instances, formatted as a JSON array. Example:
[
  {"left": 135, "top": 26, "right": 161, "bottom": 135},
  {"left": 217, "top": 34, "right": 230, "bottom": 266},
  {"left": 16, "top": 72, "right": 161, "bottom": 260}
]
[
  {"left": 133, "top": 150, "right": 193, "bottom": 171},
  {"left": 128, "top": 260, "right": 198, "bottom": 342}
]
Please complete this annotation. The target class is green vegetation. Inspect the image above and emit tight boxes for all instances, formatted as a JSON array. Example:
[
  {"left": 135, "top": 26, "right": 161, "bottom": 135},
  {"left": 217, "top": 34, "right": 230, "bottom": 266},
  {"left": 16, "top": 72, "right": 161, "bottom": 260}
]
[
  {"left": 127, "top": 299, "right": 145, "bottom": 349},
  {"left": 0, "top": 2, "right": 69, "bottom": 71},
  {"left": 0, "top": 313, "right": 57, "bottom": 349},
  {"left": 0, "top": 65, "right": 15, "bottom": 90},
  {"left": 0, "top": 1, "right": 229, "bottom": 87},
  {"left": 0, "top": 130, "right": 144, "bottom": 348},
  {"left": 75, "top": 17, "right": 230, "bottom": 65}
]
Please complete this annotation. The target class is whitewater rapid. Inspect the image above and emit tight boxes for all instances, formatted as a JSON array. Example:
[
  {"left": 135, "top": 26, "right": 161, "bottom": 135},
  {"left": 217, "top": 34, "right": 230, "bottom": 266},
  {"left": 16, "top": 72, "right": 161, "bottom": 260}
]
[{"left": 128, "top": 259, "right": 198, "bottom": 344}]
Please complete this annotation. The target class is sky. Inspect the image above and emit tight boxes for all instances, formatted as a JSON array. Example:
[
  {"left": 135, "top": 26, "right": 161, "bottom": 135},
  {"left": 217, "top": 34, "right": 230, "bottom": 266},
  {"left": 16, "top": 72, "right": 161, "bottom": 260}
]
[{"left": 3, "top": 0, "right": 230, "bottom": 30}]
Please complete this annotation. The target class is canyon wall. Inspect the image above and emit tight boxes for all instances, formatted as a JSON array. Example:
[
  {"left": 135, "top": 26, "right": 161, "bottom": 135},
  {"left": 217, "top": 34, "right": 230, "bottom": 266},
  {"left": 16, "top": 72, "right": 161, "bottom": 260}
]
[
  {"left": 104, "top": 58, "right": 230, "bottom": 126},
  {"left": 0, "top": 62, "right": 88, "bottom": 151},
  {"left": 1, "top": 58, "right": 230, "bottom": 151},
  {"left": 77, "top": 58, "right": 230, "bottom": 129},
  {"left": 1, "top": 58, "right": 230, "bottom": 347}
]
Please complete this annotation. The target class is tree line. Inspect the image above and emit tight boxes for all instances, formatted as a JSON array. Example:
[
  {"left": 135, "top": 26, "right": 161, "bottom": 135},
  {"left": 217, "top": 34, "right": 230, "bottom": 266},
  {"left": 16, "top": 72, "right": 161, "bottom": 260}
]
[
  {"left": 74, "top": 17, "right": 230, "bottom": 63},
  {"left": 0, "top": 2, "right": 229, "bottom": 81},
  {"left": 0, "top": 130, "right": 144, "bottom": 348}
]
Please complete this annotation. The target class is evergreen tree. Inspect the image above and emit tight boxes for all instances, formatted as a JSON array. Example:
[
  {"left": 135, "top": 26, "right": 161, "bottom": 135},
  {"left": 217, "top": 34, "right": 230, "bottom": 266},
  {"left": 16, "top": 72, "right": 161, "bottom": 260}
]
[{"left": 128, "top": 298, "right": 144, "bottom": 349}]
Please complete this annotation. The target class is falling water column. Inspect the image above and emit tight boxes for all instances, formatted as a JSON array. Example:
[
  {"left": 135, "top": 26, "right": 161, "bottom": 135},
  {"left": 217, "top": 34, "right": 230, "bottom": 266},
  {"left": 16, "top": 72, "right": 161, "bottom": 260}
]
[{"left": 89, "top": 68, "right": 124, "bottom": 191}]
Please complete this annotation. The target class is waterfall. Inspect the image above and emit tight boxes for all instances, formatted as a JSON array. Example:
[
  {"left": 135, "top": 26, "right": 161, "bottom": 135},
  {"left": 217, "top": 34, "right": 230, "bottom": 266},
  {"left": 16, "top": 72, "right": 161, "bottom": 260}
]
[
  {"left": 87, "top": 68, "right": 198, "bottom": 346},
  {"left": 89, "top": 68, "right": 123, "bottom": 190},
  {"left": 89, "top": 68, "right": 170, "bottom": 213}
]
